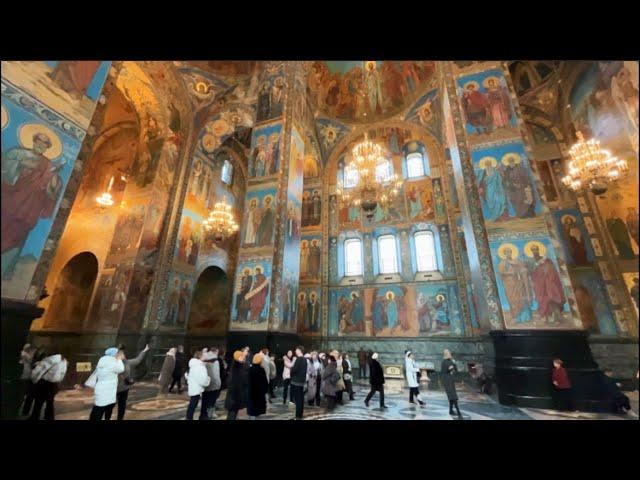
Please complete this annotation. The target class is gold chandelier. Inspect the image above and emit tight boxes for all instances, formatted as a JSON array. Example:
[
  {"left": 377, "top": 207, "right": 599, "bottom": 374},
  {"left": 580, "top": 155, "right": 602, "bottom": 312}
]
[
  {"left": 202, "top": 199, "right": 239, "bottom": 242},
  {"left": 336, "top": 133, "right": 403, "bottom": 220},
  {"left": 561, "top": 131, "right": 629, "bottom": 196}
]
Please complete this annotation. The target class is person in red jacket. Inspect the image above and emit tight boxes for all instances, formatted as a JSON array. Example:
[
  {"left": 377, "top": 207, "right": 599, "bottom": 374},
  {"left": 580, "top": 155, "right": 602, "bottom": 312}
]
[{"left": 551, "top": 358, "right": 574, "bottom": 411}]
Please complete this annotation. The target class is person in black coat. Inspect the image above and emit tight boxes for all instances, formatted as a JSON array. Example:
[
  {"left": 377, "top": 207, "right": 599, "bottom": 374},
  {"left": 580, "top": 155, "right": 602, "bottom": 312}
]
[
  {"left": 225, "top": 351, "right": 249, "bottom": 420},
  {"left": 441, "top": 349, "right": 462, "bottom": 418},
  {"left": 290, "top": 346, "right": 307, "bottom": 420},
  {"left": 342, "top": 353, "right": 355, "bottom": 400},
  {"left": 170, "top": 345, "right": 187, "bottom": 394},
  {"left": 600, "top": 369, "right": 631, "bottom": 414},
  {"left": 364, "top": 353, "right": 387, "bottom": 408},
  {"left": 247, "top": 353, "right": 268, "bottom": 419}
]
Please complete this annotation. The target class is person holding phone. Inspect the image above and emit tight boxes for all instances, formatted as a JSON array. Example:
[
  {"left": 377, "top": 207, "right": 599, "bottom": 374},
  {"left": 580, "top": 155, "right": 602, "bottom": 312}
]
[{"left": 115, "top": 343, "right": 149, "bottom": 420}]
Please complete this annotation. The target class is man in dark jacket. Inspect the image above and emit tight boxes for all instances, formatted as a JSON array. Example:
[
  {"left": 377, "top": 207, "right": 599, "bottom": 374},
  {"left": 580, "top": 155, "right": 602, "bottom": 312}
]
[
  {"left": 225, "top": 350, "right": 249, "bottom": 420},
  {"left": 170, "top": 345, "right": 187, "bottom": 394},
  {"left": 290, "top": 346, "right": 307, "bottom": 420},
  {"left": 364, "top": 353, "right": 387, "bottom": 409},
  {"left": 342, "top": 353, "right": 355, "bottom": 400}
]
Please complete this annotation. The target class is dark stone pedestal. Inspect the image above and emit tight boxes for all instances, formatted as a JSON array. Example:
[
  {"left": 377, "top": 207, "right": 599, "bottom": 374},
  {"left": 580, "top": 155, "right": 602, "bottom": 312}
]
[
  {"left": 490, "top": 329, "right": 613, "bottom": 412},
  {"left": 1, "top": 299, "right": 44, "bottom": 419}
]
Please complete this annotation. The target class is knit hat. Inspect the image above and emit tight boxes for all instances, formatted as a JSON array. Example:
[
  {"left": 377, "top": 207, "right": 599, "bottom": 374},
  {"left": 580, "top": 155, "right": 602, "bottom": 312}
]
[
  {"left": 252, "top": 353, "right": 264, "bottom": 365},
  {"left": 105, "top": 347, "right": 118, "bottom": 357},
  {"left": 371, "top": 353, "right": 379, "bottom": 360},
  {"left": 233, "top": 350, "right": 244, "bottom": 362}
]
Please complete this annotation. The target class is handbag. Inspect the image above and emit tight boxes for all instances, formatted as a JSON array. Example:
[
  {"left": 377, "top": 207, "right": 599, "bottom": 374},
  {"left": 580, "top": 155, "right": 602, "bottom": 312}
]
[{"left": 84, "top": 369, "right": 98, "bottom": 389}]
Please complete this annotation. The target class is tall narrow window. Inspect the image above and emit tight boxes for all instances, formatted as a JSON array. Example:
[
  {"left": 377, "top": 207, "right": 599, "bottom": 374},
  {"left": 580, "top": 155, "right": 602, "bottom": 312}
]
[
  {"left": 343, "top": 164, "right": 359, "bottom": 188},
  {"left": 406, "top": 152, "right": 425, "bottom": 178},
  {"left": 375, "top": 160, "right": 393, "bottom": 183},
  {"left": 414, "top": 231, "right": 437, "bottom": 271},
  {"left": 344, "top": 238, "right": 363, "bottom": 276},
  {"left": 221, "top": 159, "right": 233, "bottom": 185},
  {"left": 378, "top": 235, "right": 399, "bottom": 274}
]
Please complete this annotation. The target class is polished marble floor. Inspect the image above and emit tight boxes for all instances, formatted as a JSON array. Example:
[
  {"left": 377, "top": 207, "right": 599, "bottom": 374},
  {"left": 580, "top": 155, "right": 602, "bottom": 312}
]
[{"left": 47, "top": 380, "right": 638, "bottom": 421}]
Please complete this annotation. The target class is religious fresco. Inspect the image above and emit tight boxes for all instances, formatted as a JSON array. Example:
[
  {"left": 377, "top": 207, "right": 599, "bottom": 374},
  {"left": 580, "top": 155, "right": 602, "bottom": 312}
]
[
  {"left": 622, "top": 272, "right": 639, "bottom": 318},
  {"left": 456, "top": 69, "right": 519, "bottom": 143},
  {"left": 490, "top": 237, "right": 572, "bottom": 329},
  {"left": 471, "top": 141, "right": 541, "bottom": 225},
  {"left": 86, "top": 262, "right": 134, "bottom": 331},
  {"left": 160, "top": 271, "right": 193, "bottom": 329},
  {"left": 120, "top": 263, "right": 155, "bottom": 332},
  {"left": 405, "top": 178, "right": 434, "bottom": 221},
  {"left": 568, "top": 268, "right": 618, "bottom": 335},
  {"left": 327, "top": 282, "right": 461, "bottom": 337},
  {"left": 256, "top": 63, "right": 286, "bottom": 123},
  {"left": 240, "top": 186, "right": 277, "bottom": 249},
  {"left": 248, "top": 121, "right": 282, "bottom": 180},
  {"left": 300, "top": 235, "right": 322, "bottom": 283},
  {"left": 303, "top": 135, "right": 322, "bottom": 181},
  {"left": 230, "top": 258, "right": 272, "bottom": 330},
  {"left": 315, "top": 117, "right": 351, "bottom": 160},
  {"left": 553, "top": 208, "right": 595, "bottom": 266},
  {"left": 308, "top": 61, "right": 437, "bottom": 123},
  {"left": 175, "top": 209, "right": 203, "bottom": 267},
  {"left": 404, "top": 88, "right": 441, "bottom": 140},
  {"left": 569, "top": 62, "right": 639, "bottom": 261},
  {"left": 296, "top": 287, "right": 321, "bottom": 335},
  {"left": 302, "top": 187, "right": 322, "bottom": 228},
  {"left": 186, "top": 267, "right": 231, "bottom": 334},
  {"left": 1, "top": 61, "right": 111, "bottom": 300}
]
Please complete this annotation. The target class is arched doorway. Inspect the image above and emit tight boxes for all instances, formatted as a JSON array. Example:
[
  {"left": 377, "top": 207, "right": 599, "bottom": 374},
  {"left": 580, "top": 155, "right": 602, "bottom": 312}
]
[
  {"left": 41, "top": 252, "right": 99, "bottom": 330},
  {"left": 187, "top": 266, "right": 230, "bottom": 334}
]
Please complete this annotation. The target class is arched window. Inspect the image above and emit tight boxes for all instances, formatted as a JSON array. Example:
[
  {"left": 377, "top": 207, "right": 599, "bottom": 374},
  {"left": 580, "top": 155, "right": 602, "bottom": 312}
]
[
  {"left": 375, "top": 159, "right": 393, "bottom": 183},
  {"left": 344, "top": 238, "right": 363, "bottom": 276},
  {"left": 221, "top": 159, "right": 233, "bottom": 185},
  {"left": 406, "top": 152, "right": 425, "bottom": 178},
  {"left": 414, "top": 231, "right": 437, "bottom": 271},
  {"left": 378, "top": 234, "right": 399, "bottom": 274}
]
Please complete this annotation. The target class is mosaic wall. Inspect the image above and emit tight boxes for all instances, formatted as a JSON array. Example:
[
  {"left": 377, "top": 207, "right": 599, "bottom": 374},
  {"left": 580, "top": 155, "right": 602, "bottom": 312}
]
[{"left": 1, "top": 61, "right": 111, "bottom": 301}]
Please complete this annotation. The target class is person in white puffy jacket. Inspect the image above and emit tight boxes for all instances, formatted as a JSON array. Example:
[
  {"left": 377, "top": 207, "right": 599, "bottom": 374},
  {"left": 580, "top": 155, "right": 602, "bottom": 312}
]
[
  {"left": 29, "top": 352, "right": 68, "bottom": 420},
  {"left": 185, "top": 350, "right": 210, "bottom": 420},
  {"left": 405, "top": 351, "right": 425, "bottom": 406},
  {"left": 88, "top": 347, "right": 125, "bottom": 420}
]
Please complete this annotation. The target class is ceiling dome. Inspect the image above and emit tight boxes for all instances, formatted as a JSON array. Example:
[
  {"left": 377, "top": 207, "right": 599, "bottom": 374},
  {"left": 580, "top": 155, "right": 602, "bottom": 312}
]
[{"left": 308, "top": 61, "right": 437, "bottom": 124}]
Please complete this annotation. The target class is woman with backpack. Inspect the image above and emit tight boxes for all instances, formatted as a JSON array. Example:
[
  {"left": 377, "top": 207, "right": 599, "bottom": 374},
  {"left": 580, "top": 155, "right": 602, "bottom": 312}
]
[
  {"left": 321, "top": 355, "right": 340, "bottom": 411},
  {"left": 441, "top": 349, "right": 462, "bottom": 419},
  {"left": 29, "top": 350, "right": 68, "bottom": 420}
]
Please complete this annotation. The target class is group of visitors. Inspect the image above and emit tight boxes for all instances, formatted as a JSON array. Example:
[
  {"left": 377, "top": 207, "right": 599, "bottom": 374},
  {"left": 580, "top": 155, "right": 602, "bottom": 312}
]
[{"left": 19, "top": 344, "right": 68, "bottom": 420}]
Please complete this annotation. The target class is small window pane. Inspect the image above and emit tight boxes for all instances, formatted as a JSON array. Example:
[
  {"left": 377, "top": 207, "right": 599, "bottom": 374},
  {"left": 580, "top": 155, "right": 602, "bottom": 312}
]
[
  {"left": 415, "top": 231, "right": 437, "bottom": 271},
  {"left": 345, "top": 238, "right": 363, "bottom": 276},
  {"left": 376, "top": 160, "right": 392, "bottom": 183},
  {"left": 406, "top": 152, "right": 425, "bottom": 178},
  {"left": 222, "top": 159, "right": 233, "bottom": 185},
  {"left": 378, "top": 235, "right": 399, "bottom": 274},
  {"left": 343, "top": 164, "right": 359, "bottom": 188}
]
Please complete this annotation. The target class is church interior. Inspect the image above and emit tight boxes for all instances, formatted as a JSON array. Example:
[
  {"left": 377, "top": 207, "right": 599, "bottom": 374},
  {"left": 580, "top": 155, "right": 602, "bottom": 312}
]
[{"left": 1, "top": 60, "right": 639, "bottom": 420}]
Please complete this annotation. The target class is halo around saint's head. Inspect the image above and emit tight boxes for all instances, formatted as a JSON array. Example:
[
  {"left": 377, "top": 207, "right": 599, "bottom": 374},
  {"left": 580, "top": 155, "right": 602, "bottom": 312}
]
[
  {"left": 19, "top": 123, "right": 63, "bottom": 160},
  {"left": 482, "top": 76, "right": 501, "bottom": 89},
  {"left": 386, "top": 291, "right": 395, "bottom": 300},
  {"left": 350, "top": 291, "right": 359, "bottom": 299},
  {"left": 436, "top": 293, "right": 446, "bottom": 302},
  {"left": 561, "top": 214, "right": 576, "bottom": 225},
  {"left": 301, "top": 239, "right": 308, "bottom": 247},
  {"left": 464, "top": 80, "right": 480, "bottom": 91},
  {"left": 498, "top": 242, "right": 519, "bottom": 259},
  {"left": 478, "top": 156, "right": 498, "bottom": 169},
  {"left": 254, "top": 264, "right": 264, "bottom": 274},
  {"left": 524, "top": 240, "right": 547, "bottom": 258},
  {"left": 298, "top": 292, "right": 306, "bottom": 300},
  {"left": 501, "top": 153, "right": 522, "bottom": 165},
  {"left": 201, "top": 133, "right": 219, "bottom": 153},
  {"left": 1, "top": 104, "right": 8, "bottom": 130},
  {"left": 263, "top": 194, "right": 273, "bottom": 205}
]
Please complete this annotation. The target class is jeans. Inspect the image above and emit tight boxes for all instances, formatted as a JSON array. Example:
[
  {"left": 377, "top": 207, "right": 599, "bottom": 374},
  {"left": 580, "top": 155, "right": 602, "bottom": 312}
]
[
  {"left": 552, "top": 388, "right": 574, "bottom": 411},
  {"left": 449, "top": 399, "right": 461, "bottom": 416},
  {"left": 201, "top": 390, "right": 220, "bottom": 419},
  {"left": 282, "top": 379, "right": 291, "bottom": 403},
  {"left": 291, "top": 384, "right": 305, "bottom": 419},
  {"left": 268, "top": 381, "right": 276, "bottom": 399},
  {"left": 186, "top": 395, "right": 201, "bottom": 420},
  {"left": 30, "top": 380, "right": 58, "bottom": 420},
  {"left": 345, "top": 379, "right": 354, "bottom": 399},
  {"left": 21, "top": 380, "right": 35, "bottom": 416},
  {"left": 227, "top": 409, "right": 238, "bottom": 420},
  {"left": 116, "top": 390, "right": 129, "bottom": 420},
  {"left": 90, "top": 403, "right": 115, "bottom": 420},
  {"left": 365, "top": 385, "right": 385, "bottom": 407},
  {"left": 326, "top": 395, "right": 337, "bottom": 411},
  {"left": 315, "top": 376, "right": 322, "bottom": 406},
  {"left": 409, "top": 387, "right": 421, "bottom": 403}
]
